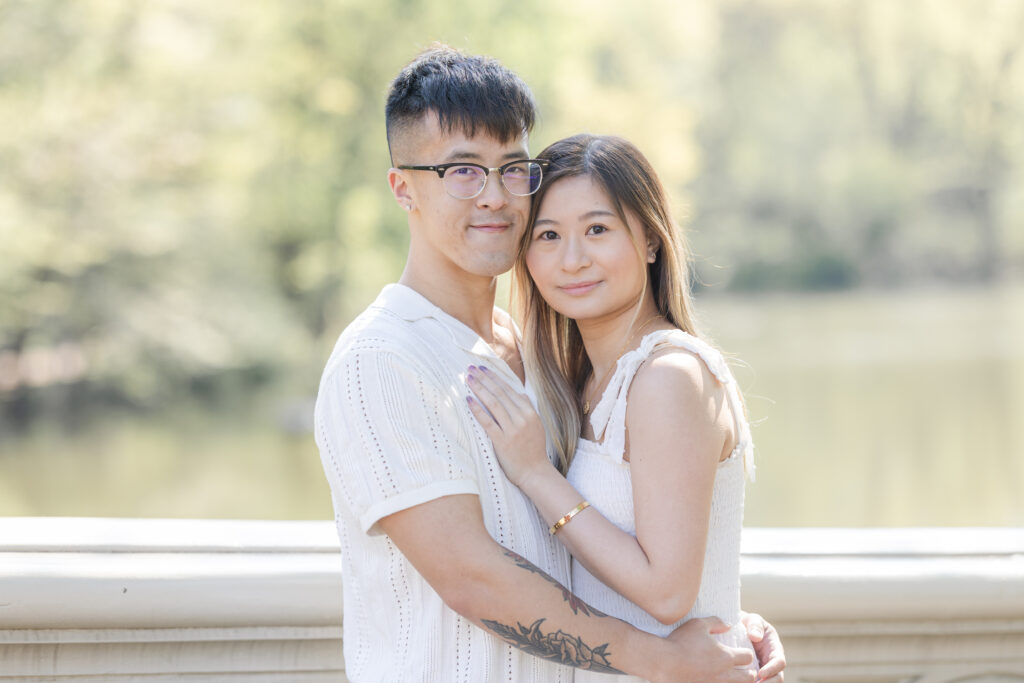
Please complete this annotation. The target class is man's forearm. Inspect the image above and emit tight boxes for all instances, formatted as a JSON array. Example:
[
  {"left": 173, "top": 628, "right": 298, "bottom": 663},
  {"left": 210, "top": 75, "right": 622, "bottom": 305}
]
[
  {"left": 456, "top": 547, "right": 656, "bottom": 677},
  {"left": 378, "top": 494, "right": 735, "bottom": 681},
  {"left": 481, "top": 616, "right": 624, "bottom": 673},
  {"left": 476, "top": 549, "right": 625, "bottom": 673}
]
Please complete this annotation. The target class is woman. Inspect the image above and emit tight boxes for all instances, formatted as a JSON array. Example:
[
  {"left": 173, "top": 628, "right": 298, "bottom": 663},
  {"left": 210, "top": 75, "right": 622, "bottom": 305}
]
[{"left": 466, "top": 134, "right": 764, "bottom": 682}]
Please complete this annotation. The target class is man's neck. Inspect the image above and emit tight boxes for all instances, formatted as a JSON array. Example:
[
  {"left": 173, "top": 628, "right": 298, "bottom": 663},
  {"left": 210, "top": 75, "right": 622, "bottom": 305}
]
[{"left": 399, "top": 265, "right": 498, "bottom": 342}]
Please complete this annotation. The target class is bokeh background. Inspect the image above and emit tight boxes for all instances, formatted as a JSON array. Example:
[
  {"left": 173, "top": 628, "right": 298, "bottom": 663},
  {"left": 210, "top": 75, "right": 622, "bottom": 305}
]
[{"left": 1, "top": 0, "right": 1021, "bottom": 526}]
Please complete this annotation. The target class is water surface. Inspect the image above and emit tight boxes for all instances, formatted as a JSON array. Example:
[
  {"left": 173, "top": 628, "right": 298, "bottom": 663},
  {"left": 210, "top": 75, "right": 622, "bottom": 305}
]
[{"left": 2, "top": 286, "right": 1020, "bottom": 526}]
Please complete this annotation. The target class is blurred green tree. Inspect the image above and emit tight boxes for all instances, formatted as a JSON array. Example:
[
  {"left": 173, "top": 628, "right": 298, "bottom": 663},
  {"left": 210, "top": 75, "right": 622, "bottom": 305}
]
[{"left": 1, "top": 0, "right": 1021, "bottom": 430}]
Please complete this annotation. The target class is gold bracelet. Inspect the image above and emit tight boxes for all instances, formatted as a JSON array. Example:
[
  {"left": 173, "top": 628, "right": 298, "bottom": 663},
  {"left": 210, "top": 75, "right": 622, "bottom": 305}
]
[{"left": 549, "top": 501, "right": 590, "bottom": 535}]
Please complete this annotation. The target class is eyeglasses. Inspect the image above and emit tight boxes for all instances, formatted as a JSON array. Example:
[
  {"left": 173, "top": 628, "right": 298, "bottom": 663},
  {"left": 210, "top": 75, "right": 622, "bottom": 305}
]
[{"left": 398, "top": 159, "right": 550, "bottom": 199}]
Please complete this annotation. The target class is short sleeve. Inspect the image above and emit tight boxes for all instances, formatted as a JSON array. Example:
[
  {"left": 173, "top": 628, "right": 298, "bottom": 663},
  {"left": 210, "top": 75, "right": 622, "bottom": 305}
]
[{"left": 314, "top": 348, "right": 480, "bottom": 535}]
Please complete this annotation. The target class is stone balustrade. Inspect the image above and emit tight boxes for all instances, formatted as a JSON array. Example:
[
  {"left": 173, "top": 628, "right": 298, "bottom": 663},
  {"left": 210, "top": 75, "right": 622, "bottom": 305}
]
[{"left": 1, "top": 518, "right": 1021, "bottom": 681}]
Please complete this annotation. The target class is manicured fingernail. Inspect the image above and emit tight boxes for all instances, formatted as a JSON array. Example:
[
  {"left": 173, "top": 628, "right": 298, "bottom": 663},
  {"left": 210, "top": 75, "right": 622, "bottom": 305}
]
[{"left": 480, "top": 365, "right": 490, "bottom": 372}]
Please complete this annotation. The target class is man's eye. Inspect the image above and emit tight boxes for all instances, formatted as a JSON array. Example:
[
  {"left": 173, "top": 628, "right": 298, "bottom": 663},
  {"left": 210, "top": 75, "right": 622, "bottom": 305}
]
[{"left": 450, "top": 166, "right": 478, "bottom": 176}]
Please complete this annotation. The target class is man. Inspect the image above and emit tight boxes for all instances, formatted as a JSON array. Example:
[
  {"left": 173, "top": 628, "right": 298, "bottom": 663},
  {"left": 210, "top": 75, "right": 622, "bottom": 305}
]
[{"left": 314, "top": 45, "right": 785, "bottom": 682}]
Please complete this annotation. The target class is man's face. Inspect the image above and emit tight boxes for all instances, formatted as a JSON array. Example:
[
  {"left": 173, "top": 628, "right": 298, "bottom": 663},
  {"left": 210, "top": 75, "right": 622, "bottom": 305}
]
[{"left": 390, "top": 115, "right": 531, "bottom": 282}]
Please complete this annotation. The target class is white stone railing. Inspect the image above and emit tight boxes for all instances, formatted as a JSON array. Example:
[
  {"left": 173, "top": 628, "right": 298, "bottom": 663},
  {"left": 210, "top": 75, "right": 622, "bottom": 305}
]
[
  {"left": 0, "top": 518, "right": 344, "bottom": 682},
  {"left": 1, "top": 519, "right": 1022, "bottom": 682},
  {"left": 741, "top": 528, "right": 1024, "bottom": 683}
]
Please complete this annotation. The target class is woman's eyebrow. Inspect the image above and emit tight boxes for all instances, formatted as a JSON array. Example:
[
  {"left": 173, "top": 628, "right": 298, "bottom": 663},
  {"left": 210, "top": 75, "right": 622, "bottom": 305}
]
[
  {"left": 579, "top": 209, "right": 616, "bottom": 220},
  {"left": 534, "top": 209, "right": 616, "bottom": 228}
]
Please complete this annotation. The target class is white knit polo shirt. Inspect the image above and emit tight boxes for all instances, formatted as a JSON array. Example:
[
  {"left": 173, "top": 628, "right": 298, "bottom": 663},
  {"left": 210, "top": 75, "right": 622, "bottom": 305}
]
[{"left": 314, "top": 284, "right": 572, "bottom": 682}]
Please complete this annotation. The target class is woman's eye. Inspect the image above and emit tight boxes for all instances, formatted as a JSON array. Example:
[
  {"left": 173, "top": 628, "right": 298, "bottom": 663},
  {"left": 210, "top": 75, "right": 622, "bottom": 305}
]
[
  {"left": 587, "top": 224, "right": 608, "bottom": 235},
  {"left": 538, "top": 230, "right": 558, "bottom": 241}
]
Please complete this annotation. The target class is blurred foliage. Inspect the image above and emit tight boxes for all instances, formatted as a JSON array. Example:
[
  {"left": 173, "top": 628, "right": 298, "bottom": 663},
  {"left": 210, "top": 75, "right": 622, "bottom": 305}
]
[{"left": 1, "top": 0, "right": 1023, "bottom": 431}]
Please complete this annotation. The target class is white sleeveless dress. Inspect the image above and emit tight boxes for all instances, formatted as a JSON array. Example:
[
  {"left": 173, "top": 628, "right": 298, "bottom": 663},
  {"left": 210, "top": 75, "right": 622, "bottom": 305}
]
[{"left": 567, "top": 329, "right": 756, "bottom": 682}]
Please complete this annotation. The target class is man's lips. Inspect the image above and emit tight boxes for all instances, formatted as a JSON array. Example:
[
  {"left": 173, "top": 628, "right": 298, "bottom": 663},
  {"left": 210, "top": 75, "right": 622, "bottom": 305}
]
[
  {"left": 558, "top": 281, "right": 601, "bottom": 296},
  {"left": 469, "top": 222, "right": 510, "bottom": 233}
]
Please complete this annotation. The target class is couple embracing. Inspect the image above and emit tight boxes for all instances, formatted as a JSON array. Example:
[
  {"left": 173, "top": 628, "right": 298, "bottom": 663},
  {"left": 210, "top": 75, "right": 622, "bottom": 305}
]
[{"left": 314, "top": 44, "right": 786, "bottom": 682}]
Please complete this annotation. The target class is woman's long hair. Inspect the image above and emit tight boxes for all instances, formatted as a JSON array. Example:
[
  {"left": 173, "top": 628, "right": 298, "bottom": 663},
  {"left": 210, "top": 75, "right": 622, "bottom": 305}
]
[{"left": 515, "top": 134, "right": 702, "bottom": 472}]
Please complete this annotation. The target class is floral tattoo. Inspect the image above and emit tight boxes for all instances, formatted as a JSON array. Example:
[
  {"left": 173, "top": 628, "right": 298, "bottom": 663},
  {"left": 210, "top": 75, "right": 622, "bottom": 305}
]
[
  {"left": 485, "top": 549, "right": 623, "bottom": 672},
  {"left": 482, "top": 618, "right": 624, "bottom": 673},
  {"left": 503, "top": 549, "right": 608, "bottom": 617}
]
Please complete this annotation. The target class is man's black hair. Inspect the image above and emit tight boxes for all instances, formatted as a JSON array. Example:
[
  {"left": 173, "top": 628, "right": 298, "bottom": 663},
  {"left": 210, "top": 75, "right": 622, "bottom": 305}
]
[{"left": 385, "top": 44, "right": 536, "bottom": 163}]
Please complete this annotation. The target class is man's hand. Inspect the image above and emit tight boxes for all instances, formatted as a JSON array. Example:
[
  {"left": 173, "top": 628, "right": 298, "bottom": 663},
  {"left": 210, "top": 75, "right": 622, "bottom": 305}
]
[
  {"left": 741, "top": 612, "right": 785, "bottom": 682},
  {"left": 649, "top": 617, "right": 756, "bottom": 683}
]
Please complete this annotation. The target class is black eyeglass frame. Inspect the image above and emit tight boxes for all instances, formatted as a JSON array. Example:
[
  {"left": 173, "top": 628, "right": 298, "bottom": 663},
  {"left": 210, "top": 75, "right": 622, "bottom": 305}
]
[{"left": 397, "top": 159, "right": 551, "bottom": 198}]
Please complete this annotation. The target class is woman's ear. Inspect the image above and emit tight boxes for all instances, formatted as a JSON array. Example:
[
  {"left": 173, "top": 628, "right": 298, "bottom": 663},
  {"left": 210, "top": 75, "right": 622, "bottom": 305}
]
[{"left": 645, "top": 235, "right": 661, "bottom": 263}]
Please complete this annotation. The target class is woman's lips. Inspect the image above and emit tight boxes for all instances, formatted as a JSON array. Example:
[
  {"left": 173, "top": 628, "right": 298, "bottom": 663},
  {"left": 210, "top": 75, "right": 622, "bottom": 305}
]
[{"left": 558, "top": 281, "right": 601, "bottom": 296}]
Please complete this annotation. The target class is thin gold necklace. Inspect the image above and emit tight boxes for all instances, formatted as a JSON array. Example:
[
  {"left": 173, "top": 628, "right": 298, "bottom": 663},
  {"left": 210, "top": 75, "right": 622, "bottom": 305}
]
[{"left": 582, "top": 314, "right": 664, "bottom": 415}]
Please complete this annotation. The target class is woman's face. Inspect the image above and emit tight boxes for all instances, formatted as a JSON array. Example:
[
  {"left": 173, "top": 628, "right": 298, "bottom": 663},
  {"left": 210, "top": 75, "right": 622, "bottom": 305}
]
[{"left": 525, "top": 175, "right": 651, "bottom": 325}]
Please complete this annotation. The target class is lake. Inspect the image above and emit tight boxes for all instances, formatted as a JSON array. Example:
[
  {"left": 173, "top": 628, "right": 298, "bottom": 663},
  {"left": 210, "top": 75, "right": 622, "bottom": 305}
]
[
  {"left": 700, "top": 284, "right": 1023, "bottom": 527},
  {"left": 1, "top": 285, "right": 1021, "bottom": 527}
]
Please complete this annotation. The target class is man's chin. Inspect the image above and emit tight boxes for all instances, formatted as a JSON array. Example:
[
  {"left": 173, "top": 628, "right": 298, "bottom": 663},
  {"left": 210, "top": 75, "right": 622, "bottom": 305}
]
[{"left": 468, "top": 254, "right": 517, "bottom": 279}]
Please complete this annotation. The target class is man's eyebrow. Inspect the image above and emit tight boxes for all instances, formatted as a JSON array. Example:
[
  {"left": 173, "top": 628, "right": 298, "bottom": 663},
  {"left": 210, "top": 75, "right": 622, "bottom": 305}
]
[
  {"left": 443, "top": 150, "right": 484, "bottom": 162},
  {"left": 442, "top": 149, "right": 529, "bottom": 164}
]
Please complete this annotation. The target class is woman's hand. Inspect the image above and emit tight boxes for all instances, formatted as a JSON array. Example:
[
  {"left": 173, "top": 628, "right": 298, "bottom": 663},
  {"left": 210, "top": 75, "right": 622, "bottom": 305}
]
[
  {"left": 465, "top": 365, "right": 553, "bottom": 489},
  {"left": 741, "top": 612, "right": 785, "bottom": 683}
]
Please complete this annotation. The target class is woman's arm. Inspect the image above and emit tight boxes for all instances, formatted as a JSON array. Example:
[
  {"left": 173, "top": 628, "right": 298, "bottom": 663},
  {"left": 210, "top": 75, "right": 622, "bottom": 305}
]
[{"left": 466, "top": 350, "right": 732, "bottom": 625}]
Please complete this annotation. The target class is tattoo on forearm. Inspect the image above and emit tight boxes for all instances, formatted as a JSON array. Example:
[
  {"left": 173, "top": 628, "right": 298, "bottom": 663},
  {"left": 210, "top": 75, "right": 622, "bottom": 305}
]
[
  {"left": 482, "top": 617, "right": 625, "bottom": 673},
  {"left": 502, "top": 549, "right": 608, "bottom": 617}
]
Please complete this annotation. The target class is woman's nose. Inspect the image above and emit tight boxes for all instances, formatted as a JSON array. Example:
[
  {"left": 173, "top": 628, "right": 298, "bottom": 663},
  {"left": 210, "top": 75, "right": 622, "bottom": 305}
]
[{"left": 561, "top": 236, "right": 591, "bottom": 272}]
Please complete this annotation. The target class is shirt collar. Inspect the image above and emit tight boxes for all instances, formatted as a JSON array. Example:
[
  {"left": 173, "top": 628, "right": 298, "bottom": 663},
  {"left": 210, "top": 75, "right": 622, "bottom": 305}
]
[
  {"left": 375, "top": 283, "right": 497, "bottom": 354},
  {"left": 376, "top": 283, "right": 528, "bottom": 391}
]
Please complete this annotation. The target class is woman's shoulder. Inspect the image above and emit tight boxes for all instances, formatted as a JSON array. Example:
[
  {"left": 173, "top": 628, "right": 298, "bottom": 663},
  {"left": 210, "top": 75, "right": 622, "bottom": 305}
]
[
  {"left": 626, "top": 331, "right": 730, "bottom": 412},
  {"left": 635, "top": 329, "right": 733, "bottom": 385},
  {"left": 624, "top": 329, "right": 753, "bottom": 475},
  {"left": 632, "top": 344, "right": 721, "bottom": 402},
  {"left": 619, "top": 337, "right": 734, "bottom": 466}
]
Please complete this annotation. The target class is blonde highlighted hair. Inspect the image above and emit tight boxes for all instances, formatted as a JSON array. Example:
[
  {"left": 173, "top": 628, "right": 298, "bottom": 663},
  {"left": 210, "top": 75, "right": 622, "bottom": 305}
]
[{"left": 514, "top": 134, "right": 703, "bottom": 472}]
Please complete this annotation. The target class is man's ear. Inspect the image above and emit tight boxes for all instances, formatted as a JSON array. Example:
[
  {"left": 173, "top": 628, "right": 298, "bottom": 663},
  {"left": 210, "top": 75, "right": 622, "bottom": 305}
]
[{"left": 388, "top": 168, "right": 415, "bottom": 212}]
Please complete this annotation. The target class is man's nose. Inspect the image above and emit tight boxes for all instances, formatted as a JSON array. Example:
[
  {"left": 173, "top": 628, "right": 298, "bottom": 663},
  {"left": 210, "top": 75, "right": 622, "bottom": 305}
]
[{"left": 475, "top": 170, "right": 509, "bottom": 209}]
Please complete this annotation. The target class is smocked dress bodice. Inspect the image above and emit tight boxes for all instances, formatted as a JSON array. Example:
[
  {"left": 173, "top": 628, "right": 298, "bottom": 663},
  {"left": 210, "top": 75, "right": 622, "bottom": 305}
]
[{"left": 567, "top": 329, "right": 755, "bottom": 682}]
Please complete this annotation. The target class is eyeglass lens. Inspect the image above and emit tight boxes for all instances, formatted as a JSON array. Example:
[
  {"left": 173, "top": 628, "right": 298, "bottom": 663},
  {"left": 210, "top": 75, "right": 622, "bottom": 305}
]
[{"left": 443, "top": 162, "right": 543, "bottom": 199}]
